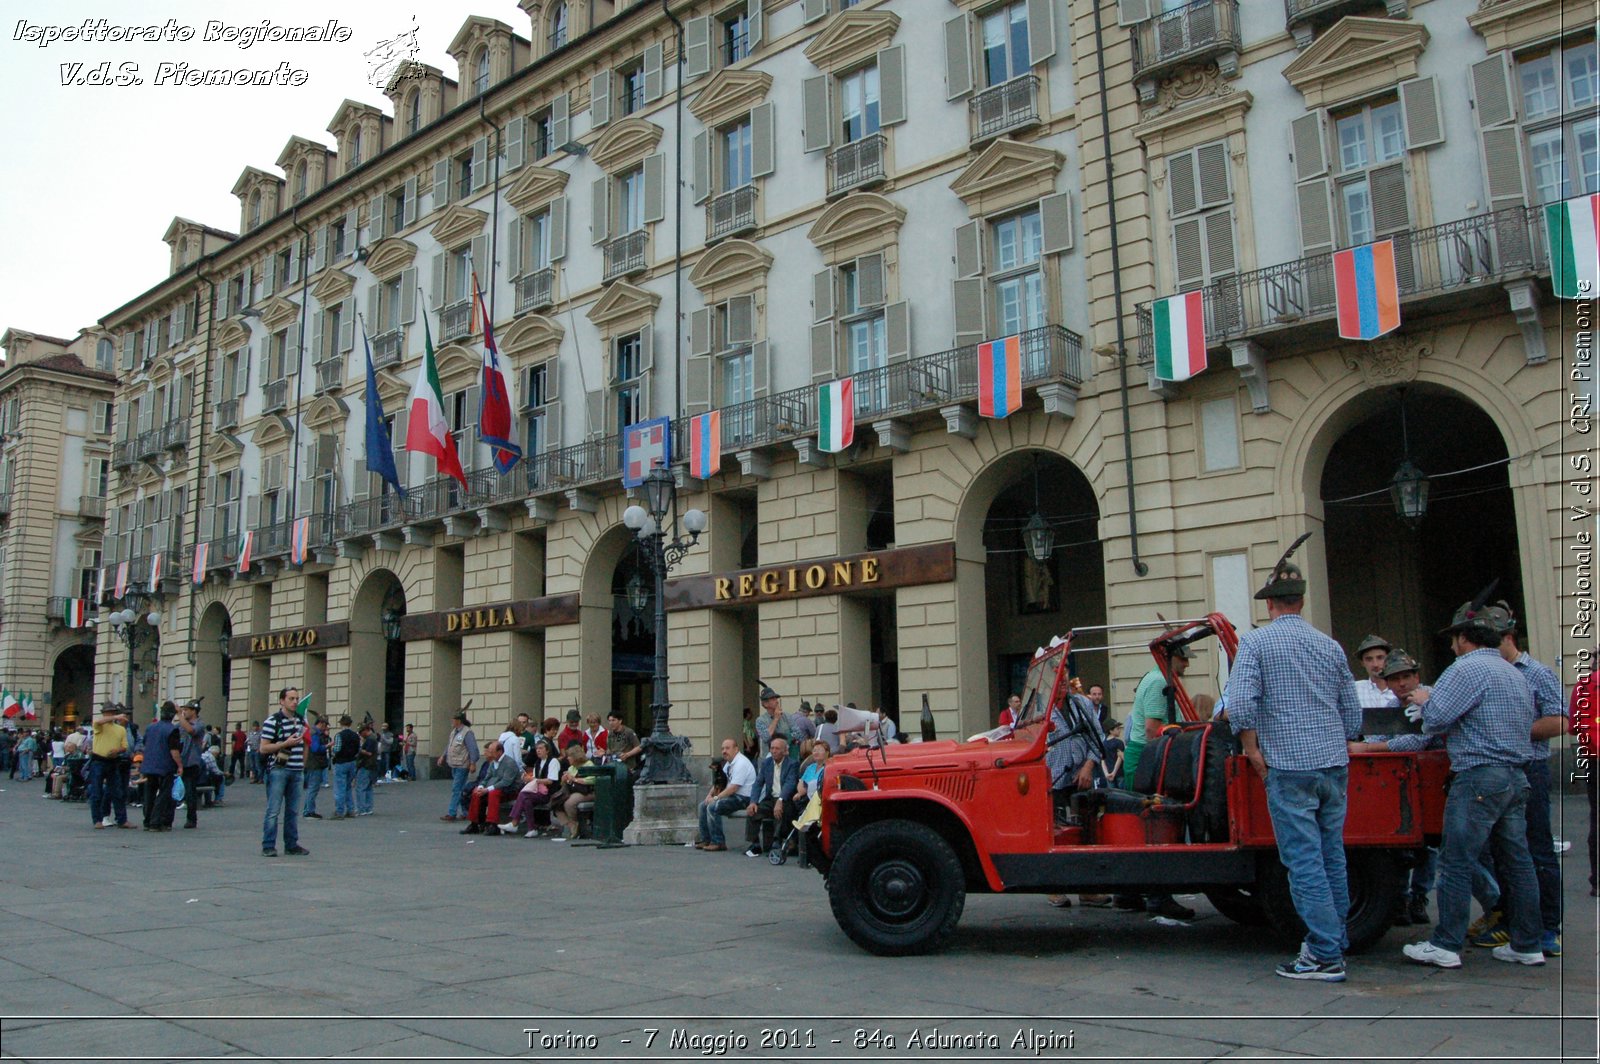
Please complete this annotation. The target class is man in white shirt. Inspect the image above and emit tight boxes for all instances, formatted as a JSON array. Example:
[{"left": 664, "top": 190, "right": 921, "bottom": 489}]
[
  {"left": 1353, "top": 634, "right": 1399, "bottom": 709},
  {"left": 695, "top": 738, "right": 755, "bottom": 852}
]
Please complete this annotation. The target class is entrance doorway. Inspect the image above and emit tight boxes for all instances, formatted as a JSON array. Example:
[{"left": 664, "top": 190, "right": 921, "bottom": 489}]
[
  {"left": 611, "top": 545, "right": 654, "bottom": 737},
  {"left": 49, "top": 644, "right": 95, "bottom": 729},
  {"left": 195, "top": 603, "right": 232, "bottom": 722},
  {"left": 1320, "top": 386, "right": 1522, "bottom": 682},
  {"left": 351, "top": 569, "right": 406, "bottom": 732}
]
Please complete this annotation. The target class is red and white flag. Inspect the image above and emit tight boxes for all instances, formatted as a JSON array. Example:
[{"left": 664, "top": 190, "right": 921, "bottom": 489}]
[
  {"left": 114, "top": 561, "right": 129, "bottom": 598},
  {"left": 237, "top": 530, "right": 254, "bottom": 575},
  {"left": 148, "top": 552, "right": 163, "bottom": 593},
  {"left": 623, "top": 417, "right": 671, "bottom": 488},
  {"left": 192, "top": 541, "right": 209, "bottom": 586}
]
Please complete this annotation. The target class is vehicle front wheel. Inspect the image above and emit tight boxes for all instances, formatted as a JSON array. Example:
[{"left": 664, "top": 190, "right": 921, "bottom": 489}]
[
  {"left": 827, "top": 819, "right": 966, "bottom": 956},
  {"left": 1204, "top": 886, "right": 1266, "bottom": 926},
  {"left": 1258, "top": 849, "right": 1404, "bottom": 954}
]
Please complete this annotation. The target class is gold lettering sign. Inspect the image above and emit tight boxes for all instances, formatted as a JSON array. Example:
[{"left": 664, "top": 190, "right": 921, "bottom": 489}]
[
  {"left": 236, "top": 623, "right": 347, "bottom": 659},
  {"left": 759, "top": 571, "right": 780, "bottom": 594},
  {"left": 715, "top": 578, "right": 732, "bottom": 600},
  {"left": 833, "top": 562, "right": 852, "bottom": 586},
  {"left": 805, "top": 565, "right": 826, "bottom": 589},
  {"left": 444, "top": 606, "right": 521, "bottom": 633},
  {"left": 667, "top": 544, "right": 954, "bottom": 613},
  {"left": 861, "top": 558, "right": 880, "bottom": 583},
  {"left": 738, "top": 574, "right": 755, "bottom": 596}
]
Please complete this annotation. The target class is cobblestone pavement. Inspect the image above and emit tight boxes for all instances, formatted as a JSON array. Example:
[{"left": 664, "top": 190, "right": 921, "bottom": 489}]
[{"left": 0, "top": 773, "right": 1592, "bottom": 1063}]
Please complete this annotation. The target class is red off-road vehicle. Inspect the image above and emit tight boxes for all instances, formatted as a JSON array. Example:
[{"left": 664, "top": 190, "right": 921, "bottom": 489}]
[{"left": 813, "top": 614, "right": 1450, "bottom": 956}]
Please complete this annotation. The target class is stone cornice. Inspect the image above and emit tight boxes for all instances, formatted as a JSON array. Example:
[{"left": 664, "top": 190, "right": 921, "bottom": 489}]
[
  {"left": 366, "top": 237, "right": 419, "bottom": 282},
  {"left": 688, "top": 239, "right": 774, "bottom": 295},
  {"left": 808, "top": 192, "right": 907, "bottom": 258},
  {"left": 310, "top": 268, "right": 355, "bottom": 306},
  {"left": 1133, "top": 90, "right": 1255, "bottom": 155},
  {"left": 689, "top": 70, "right": 774, "bottom": 129},
  {"left": 505, "top": 166, "right": 570, "bottom": 214},
  {"left": 590, "top": 118, "right": 665, "bottom": 175},
  {"left": 257, "top": 297, "right": 300, "bottom": 332},
  {"left": 1468, "top": 0, "right": 1592, "bottom": 52},
  {"left": 804, "top": 10, "right": 901, "bottom": 72},
  {"left": 587, "top": 281, "right": 661, "bottom": 329},
  {"left": 302, "top": 395, "right": 349, "bottom": 430},
  {"left": 1283, "top": 17, "right": 1429, "bottom": 109},
  {"left": 432, "top": 204, "right": 491, "bottom": 250},
  {"left": 501, "top": 314, "right": 564, "bottom": 356}
]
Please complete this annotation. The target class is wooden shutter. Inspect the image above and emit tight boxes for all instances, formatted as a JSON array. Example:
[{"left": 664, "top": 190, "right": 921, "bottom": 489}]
[
  {"left": 751, "top": 339, "right": 771, "bottom": 397},
  {"left": 812, "top": 267, "right": 835, "bottom": 322},
  {"left": 685, "top": 351, "right": 711, "bottom": 416},
  {"left": 507, "top": 217, "right": 523, "bottom": 279},
  {"left": 237, "top": 350, "right": 252, "bottom": 397},
  {"left": 1040, "top": 191, "right": 1074, "bottom": 254},
  {"left": 1027, "top": 0, "right": 1057, "bottom": 65},
  {"left": 400, "top": 267, "right": 418, "bottom": 324},
  {"left": 368, "top": 194, "right": 386, "bottom": 241},
  {"left": 585, "top": 389, "right": 604, "bottom": 438},
  {"left": 684, "top": 16, "right": 712, "bottom": 80},
  {"left": 747, "top": 0, "right": 763, "bottom": 51},
  {"left": 287, "top": 243, "right": 301, "bottom": 285},
  {"left": 955, "top": 220, "right": 984, "bottom": 278},
  {"left": 1471, "top": 54, "right": 1517, "bottom": 130},
  {"left": 1117, "top": 0, "right": 1153, "bottom": 24},
  {"left": 339, "top": 302, "right": 355, "bottom": 353},
  {"left": 1369, "top": 161, "right": 1410, "bottom": 236},
  {"left": 727, "top": 295, "right": 756, "bottom": 345},
  {"left": 589, "top": 71, "right": 612, "bottom": 129},
  {"left": 1174, "top": 218, "right": 1205, "bottom": 290},
  {"left": 1196, "top": 142, "right": 1230, "bottom": 207},
  {"left": 122, "top": 333, "right": 135, "bottom": 370},
  {"left": 591, "top": 177, "right": 610, "bottom": 244},
  {"left": 856, "top": 253, "right": 886, "bottom": 307},
  {"left": 692, "top": 131, "right": 711, "bottom": 203},
  {"left": 365, "top": 284, "right": 381, "bottom": 332},
  {"left": 638, "top": 325, "right": 654, "bottom": 376},
  {"left": 802, "top": 75, "right": 831, "bottom": 153},
  {"left": 344, "top": 208, "right": 359, "bottom": 256},
  {"left": 173, "top": 304, "right": 188, "bottom": 344},
  {"left": 885, "top": 302, "right": 910, "bottom": 363},
  {"left": 433, "top": 158, "right": 452, "bottom": 209},
  {"left": 1204, "top": 209, "right": 1237, "bottom": 279},
  {"left": 1399, "top": 76, "right": 1443, "bottom": 150},
  {"left": 804, "top": 0, "right": 829, "bottom": 25},
  {"left": 1291, "top": 112, "right": 1328, "bottom": 182},
  {"left": 312, "top": 225, "right": 328, "bottom": 273},
  {"left": 690, "top": 307, "right": 713, "bottom": 357},
  {"left": 505, "top": 116, "right": 526, "bottom": 170},
  {"left": 643, "top": 43, "right": 663, "bottom": 104},
  {"left": 470, "top": 235, "right": 490, "bottom": 285},
  {"left": 878, "top": 46, "right": 907, "bottom": 127},
  {"left": 543, "top": 402, "right": 562, "bottom": 452},
  {"left": 470, "top": 138, "right": 487, "bottom": 193},
  {"left": 953, "top": 278, "right": 986, "bottom": 346},
  {"left": 310, "top": 313, "right": 323, "bottom": 368},
  {"left": 431, "top": 252, "right": 447, "bottom": 311},
  {"left": 245, "top": 494, "right": 261, "bottom": 534},
  {"left": 549, "top": 197, "right": 568, "bottom": 262},
  {"left": 265, "top": 254, "right": 278, "bottom": 296},
  {"left": 810, "top": 323, "right": 836, "bottom": 382},
  {"left": 751, "top": 102, "right": 776, "bottom": 179},
  {"left": 1295, "top": 178, "right": 1334, "bottom": 256},
  {"left": 944, "top": 14, "right": 973, "bottom": 101},
  {"left": 644, "top": 153, "right": 666, "bottom": 223},
  {"left": 1472, "top": 54, "right": 1525, "bottom": 209},
  {"left": 552, "top": 93, "right": 570, "bottom": 150}
]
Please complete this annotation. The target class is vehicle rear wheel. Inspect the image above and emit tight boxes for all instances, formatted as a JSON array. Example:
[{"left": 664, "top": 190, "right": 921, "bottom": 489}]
[
  {"left": 827, "top": 819, "right": 965, "bottom": 956},
  {"left": 1258, "top": 849, "right": 1404, "bottom": 954},
  {"left": 1204, "top": 886, "right": 1266, "bottom": 926}
]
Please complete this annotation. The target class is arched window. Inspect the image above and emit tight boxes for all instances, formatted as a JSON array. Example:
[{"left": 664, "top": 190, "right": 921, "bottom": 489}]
[
  {"left": 473, "top": 47, "right": 490, "bottom": 94},
  {"left": 407, "top": 90, "right": 422, "bottom": 135},
  {"left": 548, "top": 3, "right": 568, "bottom": 52},
  {"left": 249, "top": 190, "right": 261, "bottom": 228},
  {"left": 294, "top": 161, "right": 307, "bottom": 200}
]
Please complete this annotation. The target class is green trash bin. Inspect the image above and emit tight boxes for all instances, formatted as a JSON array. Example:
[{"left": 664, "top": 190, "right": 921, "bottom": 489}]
[{"left": 576, "top": 762, "right": 634, "bottom": 845}]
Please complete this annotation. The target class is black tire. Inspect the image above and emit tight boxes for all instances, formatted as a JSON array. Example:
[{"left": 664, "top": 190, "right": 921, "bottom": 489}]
[
  {"left": 827, "top": 819, "right": 966, "bottom": 956},
  {"left": 1204, "top": 886, "right": 1267, "bottom": 926},
  {"left": 1258, "top": 849, "right": 1405, "bottom": 954}
]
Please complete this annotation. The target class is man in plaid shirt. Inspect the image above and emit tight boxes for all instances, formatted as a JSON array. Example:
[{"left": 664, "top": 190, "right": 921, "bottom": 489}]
[{"left": 1225, "top": 543, "right": 1361, "bottom": 982}]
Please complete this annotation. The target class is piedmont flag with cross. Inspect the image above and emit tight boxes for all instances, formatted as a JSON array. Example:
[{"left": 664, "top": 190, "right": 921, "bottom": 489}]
[{"left": 623, "top": 417, "right": 672, "bottom": 488}]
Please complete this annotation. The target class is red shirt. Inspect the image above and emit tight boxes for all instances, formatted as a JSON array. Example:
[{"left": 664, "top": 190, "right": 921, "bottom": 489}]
[
  {"left": 232, "top": 729, "right": 246, "bottom": 754},
  {"left": 556, "top": 725, "right": 585, "bottom": 755}
]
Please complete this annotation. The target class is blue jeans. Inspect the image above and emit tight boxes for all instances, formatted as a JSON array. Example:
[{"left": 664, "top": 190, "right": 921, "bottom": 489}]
[
  {"left": 261, "top": 768, "right": 302, "bottom": 852},
  {"left": 302, "top": 767, "right": 326, "bottom": 815},
  {"left": 447, "top": 766, "right": 470, "bottom": 817},
  {"left": 1407, "top": 847, "right": 1438, "bottom": 896},
  {"left": 355, "top": 768, "right": 376, "bottom": 814},
  {"left": 405, "top": 753, "right": 417, "bottom": 781},
  {"left": 332, "top": 761, "right": 357, "bottom": 816},
  {"left": 1265, "top": 766, "right": 1350, "bottom": 963},
  {"left": 1490, "top": 759, "right": 1561, "bottom": 933},
  {"left": 87, "top": 759, "right": 125, "bottom": 824},
  {"left": 1432, "top": 763, "right": 1541, "bottom": 954},
  {"left": 698, "top": 794, "right": 747, "bottom": 845}
]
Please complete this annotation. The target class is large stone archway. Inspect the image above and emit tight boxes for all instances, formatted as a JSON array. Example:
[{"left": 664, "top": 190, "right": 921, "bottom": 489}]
[
  {"left": 350, "top": 569, "right": 406, "bottom": 734},
  {"left": 574, "top": 521, "right": 640, "bottom": 725},
  {"left": 194, "top": 602, "right": 232, "bottom": 722},
  {"left": 49, "top": 643, "right": 95, "bottom": 728}
]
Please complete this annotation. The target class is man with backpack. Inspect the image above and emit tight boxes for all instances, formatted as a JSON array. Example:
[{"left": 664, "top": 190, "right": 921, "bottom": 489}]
[{"left": 329, "top": 715, "right": 361, "bottom": 819}]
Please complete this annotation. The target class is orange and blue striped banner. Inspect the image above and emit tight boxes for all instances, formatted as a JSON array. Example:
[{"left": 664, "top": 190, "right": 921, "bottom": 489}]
[
  {"left": 192, "top": 541, "right": 209, "bottom": 586},
  {"left": 688, "top": 411, "right": 721, "bottom": 481},
  {"left": 290, "top": 516, "right": 311, "bottom": 566},
  {"left": 1333, "top": 239, "right": 1401, "bottom": 341},
  {"left": 977, "top": 334, "right": 1023, "bottom": 419}
]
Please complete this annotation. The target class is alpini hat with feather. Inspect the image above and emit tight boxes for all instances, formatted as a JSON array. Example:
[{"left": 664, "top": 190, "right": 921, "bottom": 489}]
[
  {"left": 1380, "top": 649, "right": 1421, "bottom": 679},
  {"left": 1440, "top": 579, "right": 1504, "bottom": 640},
  {"left": 1254, "top": 532, "right": 1312, "bottom": 601},
  {"left": 1355, "top": 633, "right": 1392, "bottom": 656}
]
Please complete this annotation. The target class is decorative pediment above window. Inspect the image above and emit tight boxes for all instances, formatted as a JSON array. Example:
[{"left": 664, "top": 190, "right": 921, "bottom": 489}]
[
  {"left": 302, "top": 395, "right": 349, "bottom": 431},
  {"left": 275, "top": 135, "right": 325, "bottom": 173},
  {"left": 146, "top": 354, "right": 175, "bottom": 385},
  {"left": 432, "top": 204, "right": 490, "bottom": 250},
  {"left": 505, "top": 166, "right": 570, "bottom": 214},
  {"left": 587, "top": 281, "right": 661, "bottom": 331},
  {"left": 252, "top": 414, "right": 295, "bottom": 448},
  {"left": 1283, "top": 17, "right": 1429, "bottom": 109},
  {"left": 808, "top": 192, "right": 907, "bottom": 264},
  {"left": 434, "top": 344, "right": 480, "bottom": 390},
  {"left": 376, "top": 370, "right": 410, "bottom": 407},
  {"left": 688, "top": 239, "right": 774, "bottom": 301},
  {"left": 949, "top": 139, "right": 1064, "bottom": 217},
  {"left": 327, "top": 99, "right": 381, "bottom": 137},
  {"left": 1469, "top": 0, "right": 1591, "bottom": 52},
  {"left": 136, "top": 464, "right": 162, "bottom": 487},
  {"left": 690, "top": 70, "right": 774, "bottom": 129},
  {"left": 590, "top": 118, "right": 665, "bottom": 175},
  {"left": 211, "top": 434, "right": 244, "bottom": 462},
  {"left": 1134, "top": 89, "right": 1254, "bottom": 157},
  {"left": 502, "top": 314, "right": 564, "bottom": 357},
  {"left": 257, "top": 297, "right": 299, "bottom": 332},
  {"left": 216, "top": 320, "right": 251, "bottom": 351},
  {"left": 230, "top": 166, "right": 280, "bottom": 199},
  {"left": 366, "top": 237, "right": 419, "bottom": 282},
  {"left": 804, "top": 10, "right": 900, "bottom": 72},
  {"left": 311, "top": 268, "right": 355, "bottom": 306}
]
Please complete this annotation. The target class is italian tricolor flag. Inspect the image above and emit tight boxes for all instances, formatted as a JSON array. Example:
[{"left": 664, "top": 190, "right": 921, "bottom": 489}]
[
  {"left": 406, "top": 309, "right": 469, "bottom": 489},
  {"left": 817, "top": 379, "right": 855, "bottom": 453},
  {"left": 1546, "top": 193, "right": 1600, "bottom": 300},
  {"left": 1152, "top": 291, "right": 1207, "bottom": 382},
  {"left": 63, "top": 598, "right": 86, "bottom": 628}
]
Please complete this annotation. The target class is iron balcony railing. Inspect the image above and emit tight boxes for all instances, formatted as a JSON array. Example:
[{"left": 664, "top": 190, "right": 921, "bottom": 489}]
[
  {"left": 970, "top": 76, "right": 1042, "bottom": 143},
  {"left": 215, "top": 399, "right": 240, "bottom": 432},
  {"left": 314, "top": 359, "right": 344, "bottom": 393},
  {"left": 516, "top": 267, "right": 555, "bottom": 315},
  {"left": 46, "top": 596, "right": 73, "bottom": 622},
  {"left": 707, "top": 186, "right": 758, "bottom": 242},
  {"left": 135, "top": 428, "right": 163, "bottom": 461},
  {"left": 112, "top": 440, "right": 136, "bottom": 470},
  {"left": 262, "top": 378, "right": 288, "bottom": 414},
  {"left": 1132, "top": 0, "right": 1241, "bottom": 82},
  {"left": 337, "top": 491, "right": 417, "bottom": 539},
  {"left": 256, "top": 521, "right": 291, "bottom": 559},
  {"left": 162, "top": 420, "right": 188, "bottom": 451},
  {"left": 603, "top": 230, "right": 648, "bottom": 282},
  {"left": 1284, "top": 0, "right": 1405, "bottom": 39},
  {"left": 440, "top": 299, "right": 474, "bottom": 343},
  {"left": 1135, "top": 206, "right": 1547, "bottom": 363},
  {"left": 827, "top": 133, "right": 887, "bottom": 197},
  {"left": 125, "top": 553, "right": 150, "bottom": 588},
  {"left": 202, "top": 534, "right": 240, "bottom": 572},
  {"left": 77, "top": 494, "right": 105, "bottom": 520},
  {"left": 371, "top": 330, "right": 404, "bottom": 369}
]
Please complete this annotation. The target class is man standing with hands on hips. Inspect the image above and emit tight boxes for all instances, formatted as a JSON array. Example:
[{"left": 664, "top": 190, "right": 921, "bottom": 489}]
[
  {"left": 259, "top": 686, "right": 310, "bottom": 857},
  {"left": 1225, "top": 534, "right": 1362, "bottom": 982}
]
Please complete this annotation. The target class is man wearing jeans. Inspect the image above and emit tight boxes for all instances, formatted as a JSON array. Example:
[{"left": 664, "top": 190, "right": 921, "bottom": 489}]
[
  {"left": 437, "top": 710, "right": 478, "bottom": 822},
  {"left": 329, "top": 715, "right": 360, "bottom": 819},
  {"left": 695, "top": 738, "right": 756, "bottom": 852},
  {"left": 1225, "top": 541, "right": 1362, "bottom": 982},
  {"left": 258, "top": 687, "right": 309, "bottom": 858},
  {"left": 1402, "top": 602, "right": 1543, "bottom": 968},
  {"left": 301, "top": 718, "right": 330, "bottom": 819}
]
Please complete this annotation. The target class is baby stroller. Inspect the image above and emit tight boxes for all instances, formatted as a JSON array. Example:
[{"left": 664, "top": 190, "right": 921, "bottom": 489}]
[{"left": 767, "top": 794, "right": 823, "bottom": 867}]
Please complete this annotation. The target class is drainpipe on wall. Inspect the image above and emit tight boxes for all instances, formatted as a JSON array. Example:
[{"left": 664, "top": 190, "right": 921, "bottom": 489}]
[
  {"left": 290, "top": 209, "right": 313, "bottom": 517},
  {"left": 662, "top": 0, "right": 685, "bottom": 424},
  {"left": 188, "top": 259, "right": 220, "bottom": 667},
  {"left": 479, "top": 98, "right": 504, "bottom": 320}
]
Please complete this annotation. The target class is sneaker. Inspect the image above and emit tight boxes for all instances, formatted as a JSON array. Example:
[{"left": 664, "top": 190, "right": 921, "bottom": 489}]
[
  {"left": 1276, "top": 951, "right": 1347, "bottom": 982},
  {"left": 1047, "top": 895, "right": 1073, "bottom": 908},
  {"left": 1492, "top": 944, "right": 1545, "bottom": 966},
  {"left": 285, "top": 846, "right": 310, "bottom": 856},
  {"left": 355, "top": 811, "right": 372, "bottom": 817},
  {"left": 304, "top": 812, "right": 322, "bottom": 819},
  {"left": 525, "top": 829, "right": 541, "bottom": 839},
  {"left": 1470, "top": 924, "right": 1510, "bottom": 949},
  {"left": 1403, "top": 941, "right": 1462, "bottom": 968},
  {"left": 1079, "top": 894, "right": 1112, "bottom": 907},
  {"left": 262, "top": 849, "right": 278, "bottom": 858},
  {"left": 1466, "top": 910, "right": 1502, "bottom": 939},
  {"left": 1553, "top": 837, "right": 1571, "bottom": 854},
  {"left": 330, "top": 813, "right": 346, "bottom": 820},
  {"left": 744, "top": 846, "right": 763, "bottom": 858},
  {"left": 1540, "top": 931, "right": 1561, "bottom": 957},
  {"left": 702, "top": 843, "right": 726, "bottom": 851},
  {"left": 498, "top": 822, "right": 518, "bottom": 833}
]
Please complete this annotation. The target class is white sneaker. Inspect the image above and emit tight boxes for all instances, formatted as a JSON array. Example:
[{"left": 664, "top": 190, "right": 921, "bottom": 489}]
[
  {"left": 525, "top": 829, "right": 540, "bottom": 838},
  {"left": 101, "top": 816, "right": 114, "bottom": 827},
  {"left": 498, "top": 822, "right": 517, "bottom": 832},
  {"left": 1491, "top": 944, "right": 1545, "bottom": 966},
  {"left": 1403, "top": 941, "right": 1462, "bottom": 968},
  {"left": 1553, "top": 837, "right": 1572, "bottom": 854}
]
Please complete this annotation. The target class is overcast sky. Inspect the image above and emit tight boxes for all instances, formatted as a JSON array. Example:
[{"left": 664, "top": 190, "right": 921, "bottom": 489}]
[{"left": 1, "top": 0, "right": 503, "bottom": 343}]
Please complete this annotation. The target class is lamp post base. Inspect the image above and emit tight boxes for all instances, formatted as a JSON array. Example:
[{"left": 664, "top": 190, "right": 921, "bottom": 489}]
[
  {"left": 622, "top": 781, "right": 701, "bottom": 846},
  {"left": 637, "top": 731, "right": 693, "bottom": 785}
]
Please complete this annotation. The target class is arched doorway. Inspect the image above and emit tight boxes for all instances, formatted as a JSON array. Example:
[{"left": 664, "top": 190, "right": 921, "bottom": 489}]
[
  {"left": 1319, "top": 385, "right": 1522, "bottom": 682},
  {"left": 351, "top": 569, "right": 406, "bottom": 734},
  {"left": 195, "top": 603, "right": 232, "bottom": 723},
  {"left": 611, "top": 545, "right": 654, "bottom": 736},
  {"left": 50, "top": 644, "right": 95, "bottom": 728},
  {"left": 953, "top": 448, "right": 1108, "bottom": 735}
]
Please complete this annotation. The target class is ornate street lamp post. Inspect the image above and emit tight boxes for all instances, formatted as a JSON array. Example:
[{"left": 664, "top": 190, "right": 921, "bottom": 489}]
[
  {"left": 105, "top": 590, "right": 161, "bottom": 711},
  {"left": 622, "top": 465, "right": 707, "bottom": 784}
]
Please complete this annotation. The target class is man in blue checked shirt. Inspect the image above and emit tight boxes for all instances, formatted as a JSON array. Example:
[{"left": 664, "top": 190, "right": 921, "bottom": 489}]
[
  {"left": 1401, "top": 602, "right": 1544, "bottom": 970},
  {"left": 1224, "top": 544, "right": 1362, "bottom": 982}
]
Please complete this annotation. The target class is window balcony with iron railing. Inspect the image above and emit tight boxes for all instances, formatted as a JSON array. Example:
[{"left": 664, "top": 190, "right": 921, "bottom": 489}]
[
  {"left": 262, "top": 378, "right": 289, "bottom": 414},
  {"left": 516, "top": 267, "right": 555, "bottom": 315},
  {"left": 337, "top": 491, "right": 416, "bottom": 540},
  {"left": 125, "top": 553, "right": 151, "bottom": 589},
  {"left": 255, "top": 520, "right": 292, "bottom": 560},
  {"left": 314, "top": 359, "right": 344, "bottom": 394},
  {"left": 707, "top": 185, "right": 758, "bottom": 242},
  {"left": 1284, "top": 0, "right": 1408, "bottom": 50},
  {"left": 162, "top": 420, "right": 188, "bottom": 451},
  {"left": 77, "top": 494, "right": 105, "bottom": 521},
  {"left": 440, "top": 298, "right": 474, "bottom": 343},
  {"left": 112, "top": 440, "right": 137, "bottom": 470},
  {"left": 371, "top": 329, "right": 404, "bottom": 369},
  {"left": 1135, "top": 206, "right": 1546, "bottom": 365},
  {"left": 827, "top": 133, "right": 887, "bottom": 198},
  {"left": 215, "top": 399, "right": 240, "bottom": 432},
  {"left": 46, "top": 595, "right": 73, "bottom": 623},
  {"left": 970, "top": 76, "right": 1042, "bottom": 144},
  {"left": 603, "top": 230, "right": 648, "bottom": 282},
  {"left": 1131, "top": 0, "right": 1241, "bottom": 102},
  {"left": 135, "top": 428, "right": 163, "bottom": 461}
]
